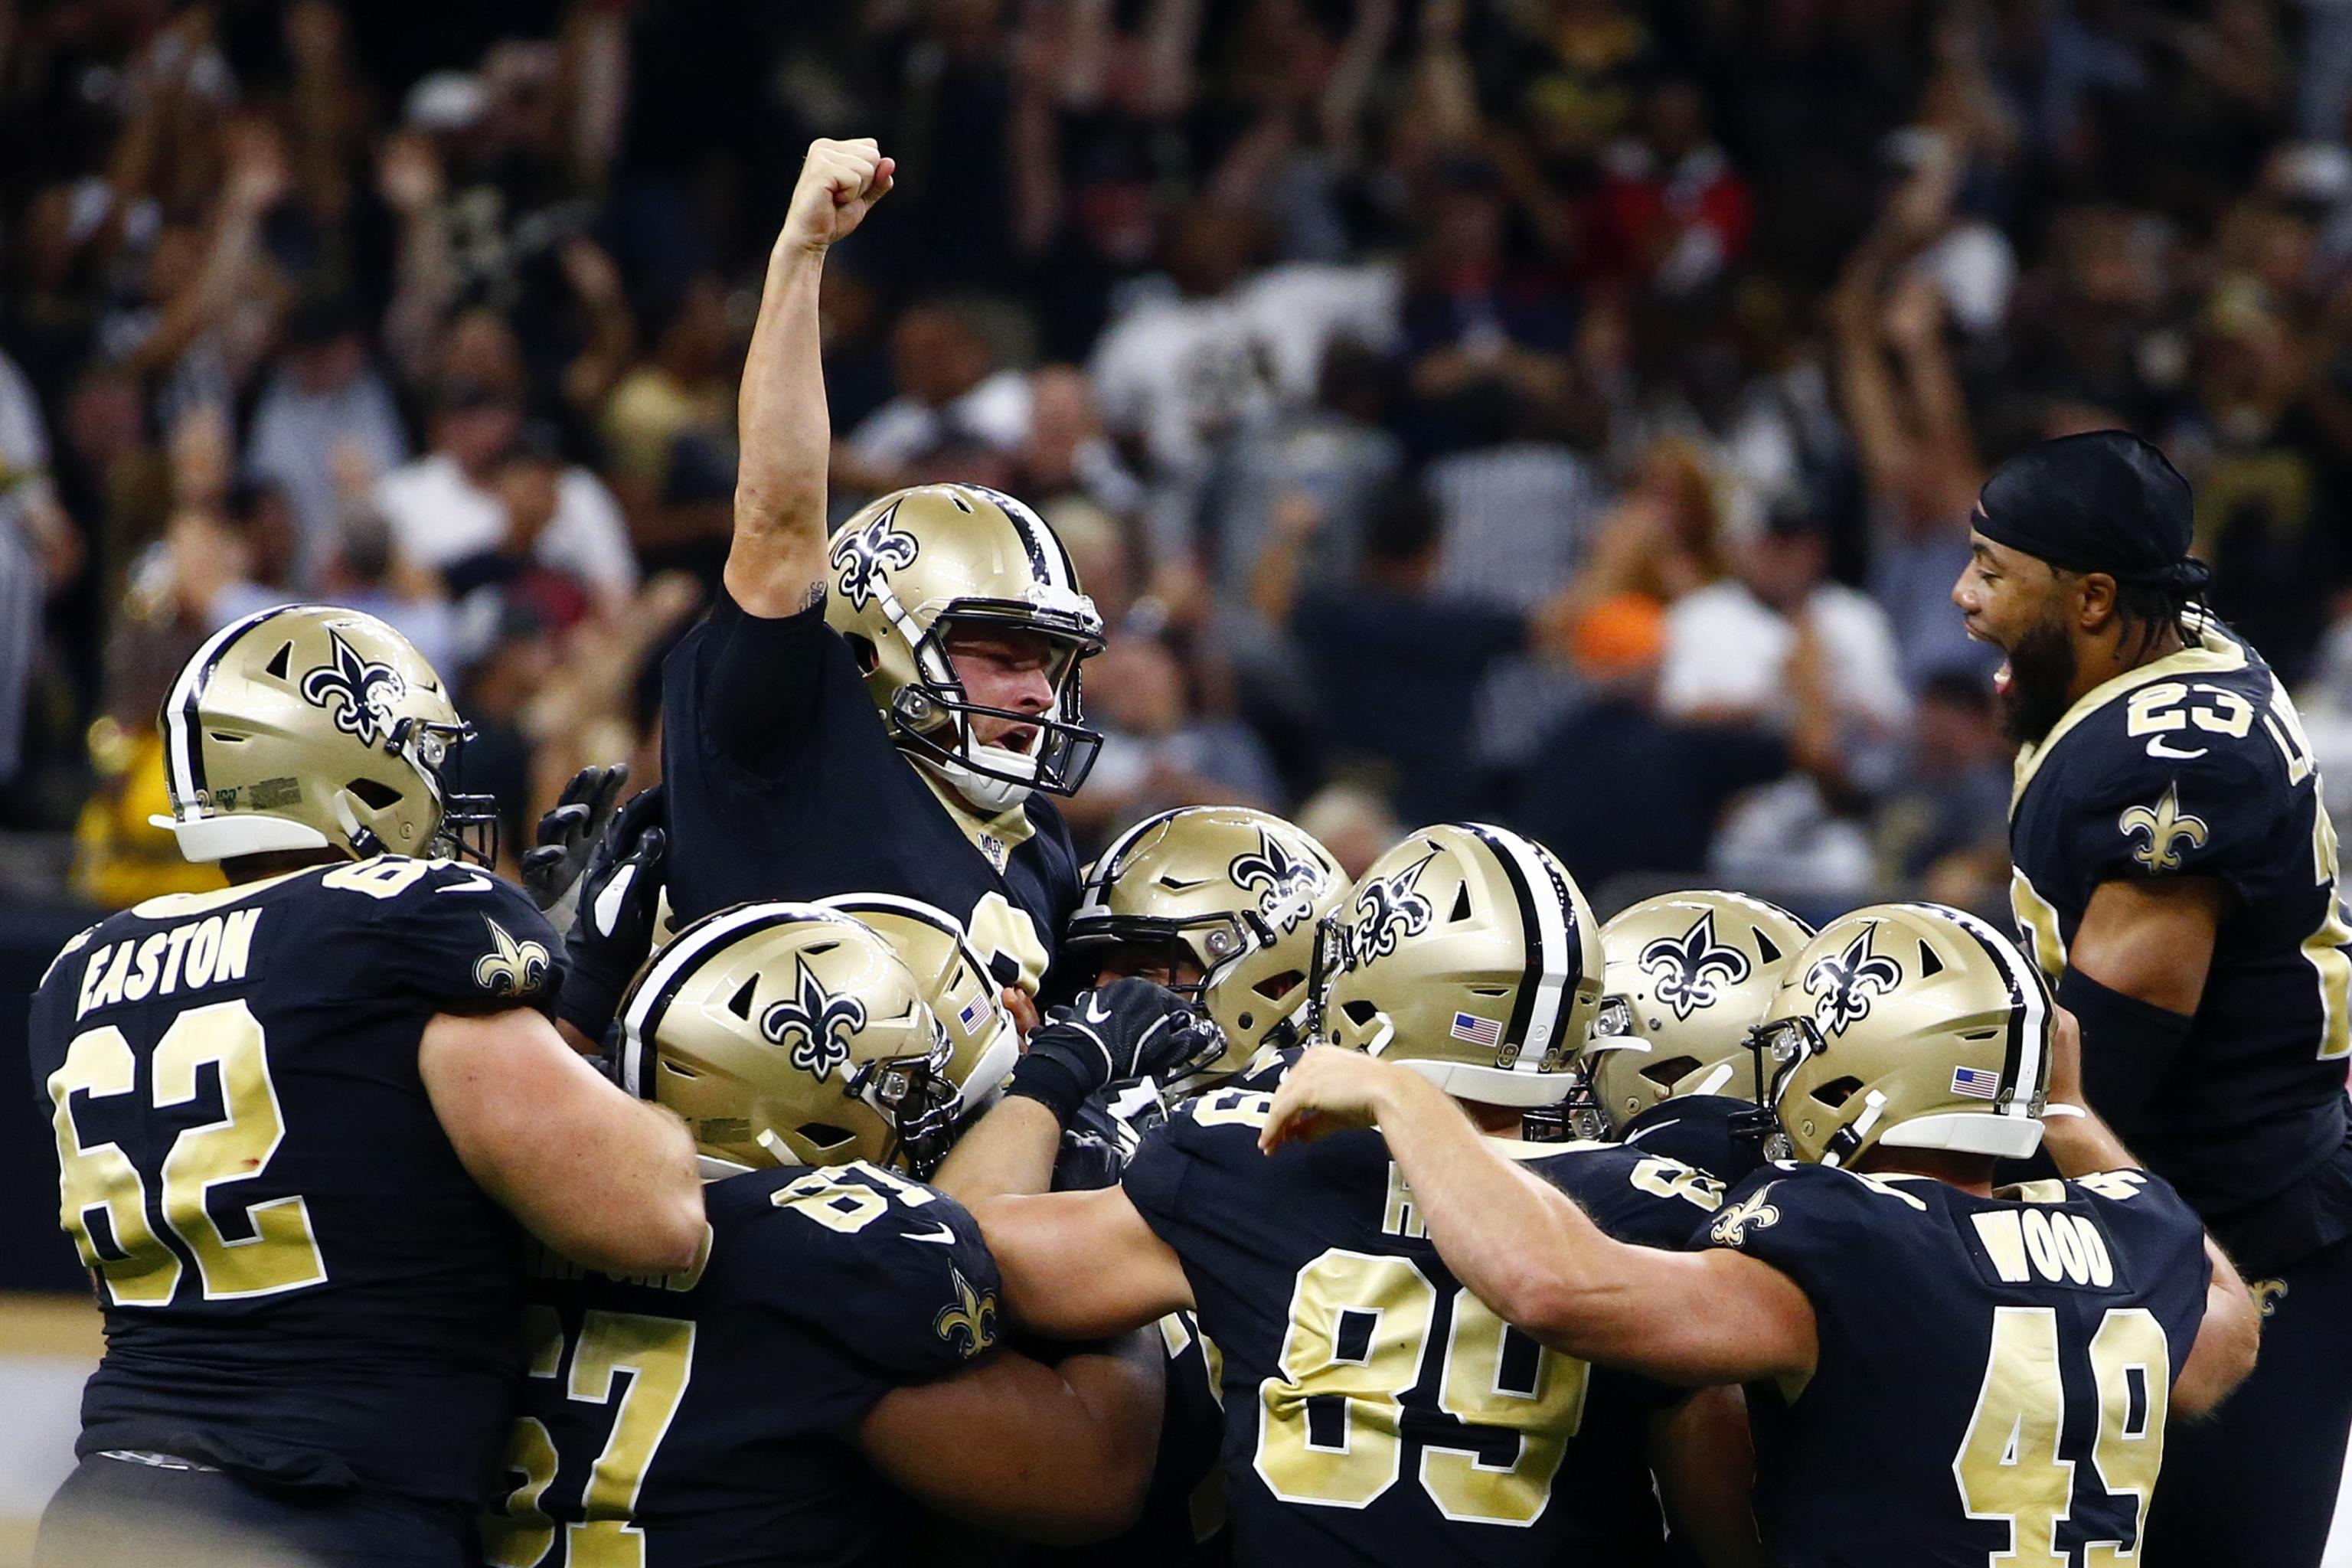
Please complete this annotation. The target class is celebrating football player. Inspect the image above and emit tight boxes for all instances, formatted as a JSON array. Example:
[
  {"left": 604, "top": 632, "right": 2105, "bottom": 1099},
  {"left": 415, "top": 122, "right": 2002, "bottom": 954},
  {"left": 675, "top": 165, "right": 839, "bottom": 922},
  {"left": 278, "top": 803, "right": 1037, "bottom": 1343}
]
[
  {"left": 1954, "top": 429, "right": 2351, "bottom": 1564},
  {"left": 1573, "top": 890, "right": 1812, "bottom": 1181},
  {"left": 1264, "top": 901, "right": 2262, "bottom": 1566},
  {"left": 30, "top": 606, "right": 702, "bottom": 1568},
  {"left": 541, "top": 136, "right": 1108, "bottom": 1063},
  {"left": 482, "top": 903, "right": 1163, "bottom": 1565},
  {"left": 965, "top": 824, "right": 1765, "bottom": 1567}
]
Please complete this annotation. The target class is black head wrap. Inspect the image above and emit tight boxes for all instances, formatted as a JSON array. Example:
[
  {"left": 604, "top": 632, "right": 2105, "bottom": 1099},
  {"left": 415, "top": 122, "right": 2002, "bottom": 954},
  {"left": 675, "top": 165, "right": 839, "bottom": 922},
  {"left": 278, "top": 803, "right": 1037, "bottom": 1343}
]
[{"left": 1973, "top": 431, "right": 2213, "bottom": 595}]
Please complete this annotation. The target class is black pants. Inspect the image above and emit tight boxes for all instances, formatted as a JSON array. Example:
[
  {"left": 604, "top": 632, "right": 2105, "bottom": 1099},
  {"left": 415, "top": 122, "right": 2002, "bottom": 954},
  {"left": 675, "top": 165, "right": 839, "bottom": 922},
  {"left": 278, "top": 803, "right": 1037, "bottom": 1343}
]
[
  {"left": 34, "top": 1454, "right": 475, "bottom": 1568},
  {"left": 2143, "top": 1230, "right": 2352, "bottom": 1568}
]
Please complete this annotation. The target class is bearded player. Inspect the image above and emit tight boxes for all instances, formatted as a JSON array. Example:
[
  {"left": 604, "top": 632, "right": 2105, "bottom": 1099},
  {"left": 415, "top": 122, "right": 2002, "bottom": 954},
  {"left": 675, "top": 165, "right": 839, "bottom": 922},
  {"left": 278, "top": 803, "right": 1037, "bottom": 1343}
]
[{"left": 1954, "top": 430, "right": 2352, "bottom": 1566}]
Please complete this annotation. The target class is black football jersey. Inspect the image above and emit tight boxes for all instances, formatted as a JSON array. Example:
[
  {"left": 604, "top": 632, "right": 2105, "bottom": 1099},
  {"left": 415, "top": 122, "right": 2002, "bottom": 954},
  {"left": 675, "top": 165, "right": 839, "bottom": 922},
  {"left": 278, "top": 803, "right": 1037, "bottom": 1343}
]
[
  {"left": 2009, "top": 618, "right": 2352, "bottom": 1271},
  {"left": 1618, "top": 1093, "right": 1776, "bottom": 1185},
  {"left": 26, "top": 857, "right": 564, "bottom": 1511},
  {"left": 482, "top": 1161, "right": 1001, "bottom": 1568},
  {"left": 1122, "top": 1068, "right": 1726, "bottom": 1566},
  {"left": 661, "top": 588, "right": 1080, "bottom": 994},
  {"left": 1703, "top": 1161, "right": 2210, "bottom": 1567}
]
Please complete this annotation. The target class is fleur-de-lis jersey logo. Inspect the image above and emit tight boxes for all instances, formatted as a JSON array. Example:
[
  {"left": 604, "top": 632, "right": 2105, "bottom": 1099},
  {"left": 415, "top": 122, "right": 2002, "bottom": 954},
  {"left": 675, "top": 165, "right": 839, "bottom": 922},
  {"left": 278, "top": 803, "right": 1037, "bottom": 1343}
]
[
  {"left": 1803, "top": 925, "right": 1903, "bottom": 1037},
  {"left": 1348, "top": 850, "right": 1438, "bottom": 967},
  {"left": 2118, "top": 782, "right": 2210, "bottom": 874},
  {"left": 1709, "top": 1184, "right": 1782, "bottom": 1246},
  {"left": 760, "top": 959, "right": 869, "bottom": 1078},
  {"left": 933, "top": 1265, "right": 999, "bottom": 1358},
  {"left": 828, "top": 504, "right": 920, "bottom": 611},
  {"left": 2251, "top": 1278, "right": 2289, "bottom": 1319},
  {"left": 1639, "top": 910, "right": 1753, "bottom": 1021},
  {"left": 299, "top": 629, "right": 407, "bottom": 749},
  {"left": 1230, "top": 830, "right": 1327, "bottom": 936},
  {"left": 474, "top": 917, "right": 551, "bottom": 996}
]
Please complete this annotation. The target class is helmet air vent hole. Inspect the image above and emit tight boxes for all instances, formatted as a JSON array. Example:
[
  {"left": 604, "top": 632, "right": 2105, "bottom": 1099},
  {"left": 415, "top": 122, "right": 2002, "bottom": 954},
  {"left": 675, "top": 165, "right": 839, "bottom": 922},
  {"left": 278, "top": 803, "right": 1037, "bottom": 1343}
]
[
  {"left": 1467, "top": 985, "right": 1510, "bottom": 997},
  {"left": 805, "top": 941, "right": 840, "bottom": 958},
  {"left": 1642, "top": 1056, "right": 1701, "bottom": 1089},
  {"left": 1917, "top": 942, "right": 1945, "bottom": 978},
  {"left": 1341, "top": 999, "right": 1380, "bottom": 1027},
  {"left": 346, "top": 778, "right": 401, "bottom": 809},
  {"left": 263, "top": 642, "right": 293, "bottom": 680},
  {"left": 1811, "top": 1076, "right": 1865, "bottom": 1109},
  {"left": 1755, "top": 930, "right": 1782, "bottom": 963},
  {"left": 209, "top": 731, "right": 247, "bottom": 744},
  {"left": 1959, "top": 1028, "right": 2000, "bottom": 1041},
  {"left": 950, "top": 492, "right": 975, "bottom": 513},
  {"left": 1255, "top": 971, "right": 1303, "bottom": 1001},
  {"left": 1449, "top": 884, "right": 1472, "bottom": 923},
  {"left": 726, "top": 976, "right": 758, "bottom": 1020},
  {"left": 796, "top": 1122, "right": 856, "bottom": 1151}
]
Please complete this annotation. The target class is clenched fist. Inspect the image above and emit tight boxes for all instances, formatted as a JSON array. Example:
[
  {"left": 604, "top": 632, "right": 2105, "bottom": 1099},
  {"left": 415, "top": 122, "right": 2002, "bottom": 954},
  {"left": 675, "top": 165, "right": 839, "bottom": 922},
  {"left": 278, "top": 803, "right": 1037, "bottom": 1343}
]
[{"left": 779, "top": 138, "right": 895, "bottom": 257}]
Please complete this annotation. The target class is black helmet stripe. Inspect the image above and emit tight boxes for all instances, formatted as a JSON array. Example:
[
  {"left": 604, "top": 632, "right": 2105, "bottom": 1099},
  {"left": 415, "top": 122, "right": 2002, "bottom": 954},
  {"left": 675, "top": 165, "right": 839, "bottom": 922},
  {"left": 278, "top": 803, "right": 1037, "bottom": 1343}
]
[
  {"left": 1895, "top": 901, "right": 2048, "bottom": 1119},
  {"left": 1453, "top": 822, "right": 1577, "bottom": 1062},
  {"left": 618, "top": 902, "right": 843, "bottom": 1097},
  {"left": 162, "top": 603, "right": 302, "bottom": 810}
]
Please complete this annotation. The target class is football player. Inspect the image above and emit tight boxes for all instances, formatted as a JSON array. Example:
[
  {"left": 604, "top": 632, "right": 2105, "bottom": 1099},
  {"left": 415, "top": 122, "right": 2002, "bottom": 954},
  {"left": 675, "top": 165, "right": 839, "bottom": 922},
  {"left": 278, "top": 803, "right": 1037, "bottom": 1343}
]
[
  {"left": 481, "top": 903, "right": 1163, "bottom": 1566},
  {"left": 29, "top": 606, "right": 702, "bottom": 1568},
  {"left": 965, "top": 825, "right": 1766, "bottom": 1567},
  {"left": 625, "top": 137, "right": 1100, "bottom": 1040},
  {"left": 1953, "top": 430, "right": 2352, "bottom": 1563},
  {"left": 1573, "top": 891, "right": 1812, "bottom": 1181},
  {"left": 1266, "top": 901, "right": 2263, "bottom": 1566}
]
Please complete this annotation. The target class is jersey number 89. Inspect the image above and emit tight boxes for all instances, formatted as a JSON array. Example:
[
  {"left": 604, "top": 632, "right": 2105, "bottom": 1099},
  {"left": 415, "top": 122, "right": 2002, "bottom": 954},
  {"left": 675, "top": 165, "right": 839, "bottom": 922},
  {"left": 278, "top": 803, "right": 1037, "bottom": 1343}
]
[{"left": 1257, "top": 1247, "right": 1588, "bottom": 1526}]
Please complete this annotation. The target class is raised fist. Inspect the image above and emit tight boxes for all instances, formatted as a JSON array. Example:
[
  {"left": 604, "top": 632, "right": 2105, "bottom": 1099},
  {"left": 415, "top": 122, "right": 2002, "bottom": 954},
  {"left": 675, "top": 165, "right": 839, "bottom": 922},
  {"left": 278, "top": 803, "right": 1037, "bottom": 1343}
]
[{"left": 778, "top": 138, "right": 895, "bottom": 258}]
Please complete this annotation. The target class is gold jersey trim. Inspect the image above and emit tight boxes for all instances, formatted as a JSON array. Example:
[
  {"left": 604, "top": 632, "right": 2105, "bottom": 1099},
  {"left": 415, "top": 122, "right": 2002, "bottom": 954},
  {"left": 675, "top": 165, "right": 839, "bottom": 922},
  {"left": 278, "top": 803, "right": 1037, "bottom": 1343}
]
[{"left": 2010, "top": 619, "right": 2249, "bottom": 811}]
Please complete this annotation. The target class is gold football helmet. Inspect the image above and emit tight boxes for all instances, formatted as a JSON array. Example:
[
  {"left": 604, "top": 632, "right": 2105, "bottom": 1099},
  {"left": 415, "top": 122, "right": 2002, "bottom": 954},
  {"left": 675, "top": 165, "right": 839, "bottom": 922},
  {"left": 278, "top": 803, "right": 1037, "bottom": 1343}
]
[
  {"left": 1315, "top": 823, "right": 1602, "bottom": 1107},
  {"left": 151, "top": 604, "right": 496, "bottom": 864},
  {"left": 1582, "top": 891, "right": 1813, "bottom": 1133},
  {"left": 825, "top": 484, "right": 1106, "bottom": 812},
  {"left": 1756, "top": 902, "right": 2051, "bottom": 1168},
  {"left": 815, "top": 892, "right": 1021, "bottom": 1105},
  {"left": 617, "top": 903, "right": 966, "bottom": 1175},
  {"left": 1066, "top": 805, "right": 1345, "bottom": 1082}
]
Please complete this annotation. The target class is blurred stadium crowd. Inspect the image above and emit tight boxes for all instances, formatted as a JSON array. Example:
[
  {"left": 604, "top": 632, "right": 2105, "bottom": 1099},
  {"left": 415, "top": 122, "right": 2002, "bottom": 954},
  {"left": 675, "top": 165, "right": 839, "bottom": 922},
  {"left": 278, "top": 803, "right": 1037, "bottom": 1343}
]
[{"left": 15, "top": 0, "right": 2352, "bottom": 923}]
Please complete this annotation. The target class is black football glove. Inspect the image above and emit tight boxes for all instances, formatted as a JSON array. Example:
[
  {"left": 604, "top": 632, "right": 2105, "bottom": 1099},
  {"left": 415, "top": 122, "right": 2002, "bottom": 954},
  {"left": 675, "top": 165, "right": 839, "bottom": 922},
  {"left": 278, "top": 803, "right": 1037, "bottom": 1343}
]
[
  {"left": 553, "top": 784, "right": 667, "bottom": 1048},
  {"left": 1006, "top": 978, "right": 1226, "bottom": 1128},
  {"left": 522, "top": 764, "right": 631, "bottom": 913}
]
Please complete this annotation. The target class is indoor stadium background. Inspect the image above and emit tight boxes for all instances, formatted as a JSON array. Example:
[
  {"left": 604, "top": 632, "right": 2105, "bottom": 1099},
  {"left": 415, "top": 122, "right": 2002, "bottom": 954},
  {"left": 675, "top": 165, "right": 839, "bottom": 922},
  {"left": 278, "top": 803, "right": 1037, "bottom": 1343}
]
[{"left": 9, "top": 0, "right": 2352, "bottom": 1557}]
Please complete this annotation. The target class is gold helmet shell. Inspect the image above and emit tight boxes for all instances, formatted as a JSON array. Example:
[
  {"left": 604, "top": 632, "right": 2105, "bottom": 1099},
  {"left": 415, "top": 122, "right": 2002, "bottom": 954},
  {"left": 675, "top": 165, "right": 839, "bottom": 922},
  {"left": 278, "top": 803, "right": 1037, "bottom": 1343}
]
[
  {"left": 1315, "top": 823, "right": 1602, "bottom": 1107},
  {"left": 151, "top": 604, "right": 495, "bottom": 864},
  {"left": 823, "top": 484, "right": 1105, "bottom": 812},
  {"left": 1583, "top": 891, "right": 1813, "bottom": 1133},
  {"left": 1759, "top": 902, "right": 2051, "bottom": 1168},
  {"left": 1067, "top": 805, "right": 1344, "bottom": 1080},
  {"left": 616, "top": 903, "right": 966, "bottom": 1175},
  {"left": 815, "top": 893, "right": 1021, "bottom": 1106}
]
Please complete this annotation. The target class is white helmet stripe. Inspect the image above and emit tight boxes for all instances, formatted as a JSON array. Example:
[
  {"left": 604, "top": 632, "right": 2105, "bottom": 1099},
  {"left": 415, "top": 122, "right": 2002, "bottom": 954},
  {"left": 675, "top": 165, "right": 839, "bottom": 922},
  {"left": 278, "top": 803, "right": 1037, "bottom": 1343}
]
[
  {"left": 619, "top": 902, "right": 834, "bottom": 1097},
  {"left": 161, "top": 603, "right": 302, "bottom": 812},
  {"left": 1462, "top": 822, "right": 1572, "bottom": 1072},
  {"left": 1903, "top": 901, "right": 2048, "bottom": 1121}
]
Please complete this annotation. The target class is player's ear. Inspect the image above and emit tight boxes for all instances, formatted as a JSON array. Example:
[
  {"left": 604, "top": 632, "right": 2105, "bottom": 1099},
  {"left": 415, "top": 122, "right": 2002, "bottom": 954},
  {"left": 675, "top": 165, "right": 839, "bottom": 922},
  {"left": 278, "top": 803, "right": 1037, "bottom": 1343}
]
[{"left": 2073, "top": 570, "right": 2118, "bottom": 633}]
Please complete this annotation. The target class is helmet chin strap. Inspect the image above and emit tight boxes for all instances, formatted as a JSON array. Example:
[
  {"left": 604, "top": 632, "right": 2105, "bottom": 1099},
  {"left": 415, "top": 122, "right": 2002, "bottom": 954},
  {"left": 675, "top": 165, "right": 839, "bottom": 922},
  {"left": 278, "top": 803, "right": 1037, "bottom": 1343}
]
[{"left": 921, "top": 743, "right": 1039, "bottom": 814}]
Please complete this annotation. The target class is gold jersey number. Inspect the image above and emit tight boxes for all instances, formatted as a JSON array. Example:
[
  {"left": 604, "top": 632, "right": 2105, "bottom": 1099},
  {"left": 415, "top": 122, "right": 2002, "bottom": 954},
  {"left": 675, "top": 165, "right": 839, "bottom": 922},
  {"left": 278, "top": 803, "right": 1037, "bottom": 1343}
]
[
  {"left": 1256, "top": 1248, "right": 1589, "bottom": 1525},
  {"left": 1953, "top": 1305, "right": 2170, "bottom": 1566},
  {"left": 485, "top": 1306, "right": 697, "bottom": 1568},
  {"left": 48, "top": 998, "right": 326, "bottom": 1305}
]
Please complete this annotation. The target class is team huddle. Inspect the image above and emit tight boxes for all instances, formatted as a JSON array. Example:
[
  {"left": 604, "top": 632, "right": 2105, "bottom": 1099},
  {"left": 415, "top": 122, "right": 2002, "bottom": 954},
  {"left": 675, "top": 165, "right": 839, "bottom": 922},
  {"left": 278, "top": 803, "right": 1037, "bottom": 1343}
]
[{"left": 26, "top": 139, "right": 2352, "bottom": 1568}]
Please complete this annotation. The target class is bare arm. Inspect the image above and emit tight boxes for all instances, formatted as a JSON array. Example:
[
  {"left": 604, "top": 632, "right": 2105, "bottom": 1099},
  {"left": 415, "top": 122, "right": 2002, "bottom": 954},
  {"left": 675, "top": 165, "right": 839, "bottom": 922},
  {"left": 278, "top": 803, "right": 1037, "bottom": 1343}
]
[
  {"left": 1263, "top": 1049, "right": 1818, "bottom": 1386},
  {"left": 2176, "top": 1236, "right": 2262, "bottom": 1421},
  {"left": 727, "top": 139, "right": 894, "bottom": 617},
  {"left": 971, "top": 1186, "right": 1194, "bottom": 1338},
  {"left": 858, "top": 1331, "right": 1164, "bottom": 1543},
  {"left": 419, "top": 1008, "right": 703, "bottom": 1275},
  {"left": 1648, "top": 1387, "right": 1768, "bottom": 1568},
  {"left": 931, "top": 1095, "right": 1063, "bottom": 1204},
  {"left": 2069, "top": 877, "right": 2223, "bottom": 1016}
]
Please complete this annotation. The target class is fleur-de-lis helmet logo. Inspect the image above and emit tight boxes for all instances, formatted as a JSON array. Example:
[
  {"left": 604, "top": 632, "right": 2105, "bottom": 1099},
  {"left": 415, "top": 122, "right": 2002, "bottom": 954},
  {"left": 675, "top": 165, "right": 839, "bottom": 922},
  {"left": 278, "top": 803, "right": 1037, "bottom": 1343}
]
[
  {"left": 1639, "top": 910, "right": 1752, "bottom": 1021},
  {"left": 761, "top": 959, "right": 869, "bottom": 1078},
  {"left": 1803, "top": 924, "right": 1904, "bottom": 1037},
  {"left": 1230, "top": 830, "right": 1327, "bottom": 936},
  {"left": 934, "top": 1265, "right": 999, "bottom": 1357},
  {"left": 474, "top": 917, "right": 551, "bottom": 996},
  {"left": 1348, "top": 849, "right": 1438, "bottom": 966},
  {"left": 1709, "top": 1184, "right": 1782, "bottom": 1246},
  {"left": 300, "top": 628, "right": 407, "bottom": 748},
  {"left": 829, "top": 504, "right": 921, "bottom": 611},
  {"left": 2118, "top": 782, "right": 2209, "bottom": 874}
]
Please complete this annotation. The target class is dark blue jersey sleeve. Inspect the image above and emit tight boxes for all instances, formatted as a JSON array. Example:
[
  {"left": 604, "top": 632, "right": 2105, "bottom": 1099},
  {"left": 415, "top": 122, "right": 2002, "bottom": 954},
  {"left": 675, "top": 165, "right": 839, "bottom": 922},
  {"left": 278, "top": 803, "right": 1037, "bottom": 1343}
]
[
  {"left": 339, "top": 858, "right": 566, "bottom": 1018},
  {"left": 675, "top": 589, "right": 840, "bottom": 778}
]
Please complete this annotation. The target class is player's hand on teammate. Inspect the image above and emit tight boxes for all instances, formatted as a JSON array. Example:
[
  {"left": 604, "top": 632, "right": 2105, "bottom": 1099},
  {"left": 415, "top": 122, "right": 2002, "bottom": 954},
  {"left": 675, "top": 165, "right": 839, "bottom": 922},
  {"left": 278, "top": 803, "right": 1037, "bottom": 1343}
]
[
  {"left": 554, "top": 785, "right": 669, "bottom": 1047},
  {"left": 1007, "top": 978, "right": 1226, "bottom": 1126},
  {"left": 779, "top": 138, "right": 894, "bottom": 258},
  {"left": 1259, "top": 1045, "right": 1406, "bottom": 1153},
  {"left": 524, "top": 764, "right": 632, "bottom": 912}
]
